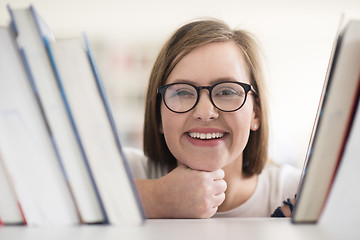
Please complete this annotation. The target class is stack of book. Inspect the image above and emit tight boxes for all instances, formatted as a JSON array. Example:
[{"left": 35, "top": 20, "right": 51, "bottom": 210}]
[{"left": 0, "top": 5, "right": 144, "bottom": 226}]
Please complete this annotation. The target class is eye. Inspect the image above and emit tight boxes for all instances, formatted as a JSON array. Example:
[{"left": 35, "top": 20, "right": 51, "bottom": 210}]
[
  {"left": 215, "top": 88, "right": 239, "bottom": 96},
  {"left": 214, "top": 87, "right": 244, "bottom": 98},
  {"left": 213, "top": 83, "right": 246, "bottom": 98},
  {"left": 174, "top": 89, "right": 195, "bottom": 97},
  {"left": 166, "top": 84, "right": 197, "bottom": 99}
]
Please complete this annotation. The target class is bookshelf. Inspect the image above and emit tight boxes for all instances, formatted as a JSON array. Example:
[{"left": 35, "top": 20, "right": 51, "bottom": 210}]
[{"left": 0, "top": 218, "right": 359, "bottom": 240}]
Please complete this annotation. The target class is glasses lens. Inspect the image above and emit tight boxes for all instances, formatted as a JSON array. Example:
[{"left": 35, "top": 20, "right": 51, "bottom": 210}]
[
  {"left": 212, "top": 82, "right": 246, "bottom": 111},
  {"left": 164, "top": 83, "right": 197, "bottom": 112}
]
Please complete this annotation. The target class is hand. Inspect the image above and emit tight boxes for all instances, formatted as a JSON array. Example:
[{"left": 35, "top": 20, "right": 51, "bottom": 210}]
[
  {"left": 280, "top": 197, "right": 296, "bottom": 217},
  {"left": 271, "top": 197, "right": 296, "bottom": 217},
  {"left": 135, "top": 164, "right": 227, "bottom": 218}
]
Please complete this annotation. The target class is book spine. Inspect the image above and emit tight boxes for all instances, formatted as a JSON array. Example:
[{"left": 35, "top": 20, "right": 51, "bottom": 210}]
[
  {"left": 43, "top": 38, "right": 85, "bottom": 223},
  {"left": 293, "top": 32, "right": 344, "bottom": 223},
  {"left": 84, "top": 35, "right": 145, "bottom": 220},
  {"left": 44, "top": 38, "right": 108, "bottom": 224},
  {"left": 30, "top": 5, "right": 55, "bottom": 41},
  {"left": 7, "top": 5, "right": 18, "bottom": 35},
  {"left": 17, "top": 37, "right": 78, "bottom": 226}
]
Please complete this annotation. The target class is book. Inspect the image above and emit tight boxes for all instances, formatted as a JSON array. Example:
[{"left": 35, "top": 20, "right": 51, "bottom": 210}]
[
  {"left": 320, "top": 93, "right": 360, "bottom": 225},
  {"left": 8, "top": 5, "right": 107, "bottom": 225},
  {"left": 85, "top": 36, "right": 145, "bottom": 224},
  {"left": 0, "top": 145, "right": 25, "bottom": 225},
  {"left": 46, "top": 36, "right": 145, "bottom": 225},
  {"left": 297, "top": 17, "right": 345, "bottom": 178},
  {"left": 2, "top": 7, "right": 79, "bottom": 226},
  {"left": 292, "top": 19, "right": 360, "bottom": 223}
]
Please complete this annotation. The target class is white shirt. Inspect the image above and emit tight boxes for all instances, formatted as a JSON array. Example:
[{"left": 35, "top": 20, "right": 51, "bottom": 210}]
[{"left": 124, "top": 147, "right": 301, "bottom": 218}]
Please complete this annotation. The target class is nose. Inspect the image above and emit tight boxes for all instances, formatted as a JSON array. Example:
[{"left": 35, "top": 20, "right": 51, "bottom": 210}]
[{"left": 192, "top": 90, "right": 219, "bottom": 121}]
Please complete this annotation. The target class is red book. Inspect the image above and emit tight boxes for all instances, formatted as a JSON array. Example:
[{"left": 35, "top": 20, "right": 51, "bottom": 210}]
[{"left": 292, "top": 19, "right": 360, "bottom": 223}]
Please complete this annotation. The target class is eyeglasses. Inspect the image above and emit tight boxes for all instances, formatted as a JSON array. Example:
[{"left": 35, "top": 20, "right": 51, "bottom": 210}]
[{"left": 157, "top": 81, "right": 257, "bottom": 113}]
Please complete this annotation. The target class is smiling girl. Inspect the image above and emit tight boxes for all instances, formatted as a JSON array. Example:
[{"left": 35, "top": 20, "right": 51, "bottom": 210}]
[{"left": 125, "top": 19, "right": 300, "bottom": 218}]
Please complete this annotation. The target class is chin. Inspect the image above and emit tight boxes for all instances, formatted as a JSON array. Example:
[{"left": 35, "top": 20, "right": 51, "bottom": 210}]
[{"left": 188, "top": 161, "right": 224, "bottom": 172}]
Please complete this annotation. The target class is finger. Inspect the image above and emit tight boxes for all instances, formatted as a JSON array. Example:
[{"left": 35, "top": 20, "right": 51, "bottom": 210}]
[
  {"left": 213, "top": 179, "right": 227, "bottom": 194},
  {"left": 209, "top": 206, "right": 218, "bottom": 218},
  {"left": 209, "top": 168, "right": 225, "bottom": 180},
  {"left": 213, "top": 192, "right": 226, "bottom": 208},
  {"left": 200, "top": 206, "right": 217, "bottom": 219}
]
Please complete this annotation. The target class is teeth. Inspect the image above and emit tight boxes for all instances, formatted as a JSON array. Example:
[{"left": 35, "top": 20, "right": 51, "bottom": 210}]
[{"left": 188, "top": 132, "right": 225, "bottom": 140}]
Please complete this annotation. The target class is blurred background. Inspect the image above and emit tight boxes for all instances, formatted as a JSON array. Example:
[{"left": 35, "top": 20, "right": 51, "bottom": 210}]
[{"left": 1, "top": 0, "right": 359, "bottom": 168}]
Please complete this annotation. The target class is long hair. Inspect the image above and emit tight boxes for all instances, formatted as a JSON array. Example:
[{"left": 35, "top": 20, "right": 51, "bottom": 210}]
[{"left": 143, "top": 19, "right": 269, "bottom": 175}]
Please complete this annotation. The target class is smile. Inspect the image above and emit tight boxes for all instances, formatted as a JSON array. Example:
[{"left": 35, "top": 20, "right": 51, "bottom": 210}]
[{"left": 188, "top": 132, "right": 225, "bottom": 140}]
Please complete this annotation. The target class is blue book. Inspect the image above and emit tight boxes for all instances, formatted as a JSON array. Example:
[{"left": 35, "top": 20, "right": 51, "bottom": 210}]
[{"left": 46, "top": 35, "right": 145, "bottom": 224}]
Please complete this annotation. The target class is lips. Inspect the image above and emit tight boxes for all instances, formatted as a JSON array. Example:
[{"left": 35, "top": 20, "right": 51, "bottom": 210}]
[
  {"left": 188, "top": 132, "right": 225, "bottom": 140},
  {"left": 185, "top": 128, "right": 227, "bottom": 146}
]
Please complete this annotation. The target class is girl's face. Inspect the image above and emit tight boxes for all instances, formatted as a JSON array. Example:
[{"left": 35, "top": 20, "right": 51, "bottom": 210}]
[{"left": 160, "top": 41, "right": 260, "bottom": 172}]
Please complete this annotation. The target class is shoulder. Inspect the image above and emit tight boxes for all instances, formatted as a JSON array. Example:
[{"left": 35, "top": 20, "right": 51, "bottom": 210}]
[
  {"left": 261, "top": 163, "right": 301, "bottom": 184},
  {"left": 259, "top": 163, "right": 301, "bottom": 207},
  {"left": 123, "top": 147, "right": 149, "bottom": 179},
  {"left": 214, "top": 163, "right": 301, "bottom": 218},
  {"left": 123, "top": 147, "right": 168, "bottom": 179}
]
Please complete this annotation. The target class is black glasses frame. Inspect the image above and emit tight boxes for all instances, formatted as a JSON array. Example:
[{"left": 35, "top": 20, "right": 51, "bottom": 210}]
[{"left": 157, "top": 81, "right": 257, "bottom": 113}]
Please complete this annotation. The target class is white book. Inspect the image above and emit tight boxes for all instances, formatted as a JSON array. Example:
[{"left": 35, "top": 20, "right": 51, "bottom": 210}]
[
  {"left": 2, "top": 7, "right": 79, "bottom": 226},
  {"left": 47, "top": 36, "right": 144, "bottom": 225},
  {"left": 0, "top": 144, "right": 24, "bottom": 225},
  {"left": 9, "top": 5, "right": 107, "bottom": 224},
  {"left": 9, "top": 5, "right": 110, "bottom": 224},
  {"left": 0, "top": 27, "right": 25, "bottom": 226}
]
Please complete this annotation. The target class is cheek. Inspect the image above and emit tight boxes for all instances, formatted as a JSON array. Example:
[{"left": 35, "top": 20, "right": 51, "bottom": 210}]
[
  {"left": 160, "top": 105, "right": 183, "bottom": 148},
  {"left": 232, "top": 116, "right": 251, "bottom": 143},
  {"left": 234, "top": 103, "right": 254, "bottom": 127},
  {"left": 230, "top": 106, "right": 255, "bottom": 145},
  {"left": 160, "top": 104, "right": 174, "bottom": 132}
]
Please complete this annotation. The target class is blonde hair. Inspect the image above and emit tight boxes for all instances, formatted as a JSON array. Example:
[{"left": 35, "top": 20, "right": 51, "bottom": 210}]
[{"left": 143, "top": 19, "right": 269, "bottom": 175}]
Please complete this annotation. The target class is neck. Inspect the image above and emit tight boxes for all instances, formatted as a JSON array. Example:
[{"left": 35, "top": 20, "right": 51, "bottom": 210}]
[{"left": 217, "top": 156, "right": 258, "bottom": 212}]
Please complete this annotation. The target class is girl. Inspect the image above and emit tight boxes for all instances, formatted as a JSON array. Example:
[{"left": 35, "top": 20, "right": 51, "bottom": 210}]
[{"left": 125, "top": 19, "right": 300, "bottom": 218}]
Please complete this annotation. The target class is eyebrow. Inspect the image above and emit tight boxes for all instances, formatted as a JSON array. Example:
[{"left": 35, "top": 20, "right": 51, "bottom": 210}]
[{"left": 169, "top": 77, "right": 242, "bottom": 85}]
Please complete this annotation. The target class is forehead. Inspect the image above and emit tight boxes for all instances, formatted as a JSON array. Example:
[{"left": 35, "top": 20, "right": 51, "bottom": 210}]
[{"left": 166, "top": 41, "right": 250, "bottom": 85}]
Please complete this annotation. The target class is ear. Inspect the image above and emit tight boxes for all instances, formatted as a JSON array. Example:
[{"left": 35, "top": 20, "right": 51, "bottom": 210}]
[{"left": 250, "top": 102, "right": 261, "bottom": 131}]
